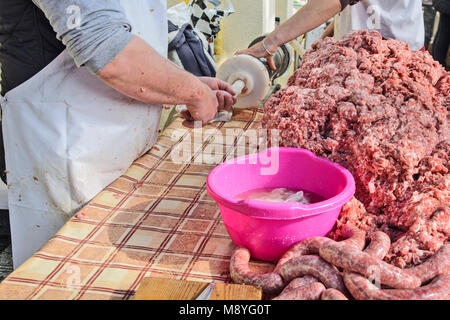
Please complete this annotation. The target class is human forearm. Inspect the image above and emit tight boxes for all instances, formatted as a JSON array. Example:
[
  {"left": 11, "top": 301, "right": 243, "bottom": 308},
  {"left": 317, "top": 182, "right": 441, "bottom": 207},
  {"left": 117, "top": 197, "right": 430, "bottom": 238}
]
[
  {"left": 236, "top": 0, "right": 343, "bottom": 69},
  {"left": 264, "top": 0, "right": 342, "bottom": 50},
  {"left": 34, "top": 0, "right": 229, "bottom": 124},
  {"left": 98, "top": 36, "right": 220, "bottom": 124},
  {"left": 98, "top": 36, "right": 211, "bottom": 107}
]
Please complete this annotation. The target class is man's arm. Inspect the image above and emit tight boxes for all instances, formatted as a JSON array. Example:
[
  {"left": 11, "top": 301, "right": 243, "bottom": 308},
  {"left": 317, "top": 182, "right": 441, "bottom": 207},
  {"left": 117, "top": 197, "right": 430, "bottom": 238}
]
[
  {"left": 97, "top": 36, "right": 220, "bottom": 123},
  {"left": 32, "top": 0, "right": 225, "bottom": 124},
  {"left": 237, "top": 0, "right": 359, "bottom": 69}
]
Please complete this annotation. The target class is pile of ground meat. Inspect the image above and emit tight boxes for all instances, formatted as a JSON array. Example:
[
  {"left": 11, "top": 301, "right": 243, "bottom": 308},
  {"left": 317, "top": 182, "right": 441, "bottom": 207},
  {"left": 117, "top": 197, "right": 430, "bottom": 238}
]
[{"left": 262, "top": 30, "right": 449, "bottom": 268}]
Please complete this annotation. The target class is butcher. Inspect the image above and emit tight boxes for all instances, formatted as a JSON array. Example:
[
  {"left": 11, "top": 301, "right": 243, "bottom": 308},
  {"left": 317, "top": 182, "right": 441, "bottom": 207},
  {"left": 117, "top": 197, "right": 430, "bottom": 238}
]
[
  {"left": 238, "top": 0, "right": 425, "bottom": 69},
  {"left": 0, "top": 0, "right": 237, "bottom": 268}
]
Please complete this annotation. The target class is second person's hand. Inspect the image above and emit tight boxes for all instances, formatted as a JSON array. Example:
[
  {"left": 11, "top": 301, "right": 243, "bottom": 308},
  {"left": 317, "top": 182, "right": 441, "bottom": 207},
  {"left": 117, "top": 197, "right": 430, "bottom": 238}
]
[{"left": 235, "top": 38, "right": 278, "bottom": 70}]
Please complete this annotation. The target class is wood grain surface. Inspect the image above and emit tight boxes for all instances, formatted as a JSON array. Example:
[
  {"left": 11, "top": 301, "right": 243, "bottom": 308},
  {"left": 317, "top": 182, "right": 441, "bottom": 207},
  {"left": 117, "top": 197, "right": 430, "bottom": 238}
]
[{"left": 133, "top": 278, "right": 262, "bottom": 300}]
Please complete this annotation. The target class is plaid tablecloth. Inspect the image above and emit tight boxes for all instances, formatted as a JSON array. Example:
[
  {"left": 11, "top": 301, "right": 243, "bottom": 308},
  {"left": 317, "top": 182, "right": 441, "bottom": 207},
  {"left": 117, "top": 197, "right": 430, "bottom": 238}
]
[{"left": 0, "top": 109, "right": 274, "bottom": 300}]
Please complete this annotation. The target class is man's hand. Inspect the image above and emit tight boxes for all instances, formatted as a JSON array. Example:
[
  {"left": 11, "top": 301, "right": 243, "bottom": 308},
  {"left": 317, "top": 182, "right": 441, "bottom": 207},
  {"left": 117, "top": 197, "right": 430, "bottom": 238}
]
[
  {"left": 97, "top": 36, "right": 239, "bottom": 126},
  {"left": 98, "top": 36, "right": 223, "bottom": 126},
  {"left": 183, "top": 82, "right": 219, "bottom": 125},
  {"left": 181, "top": 77, "right": 237, "bottom": 124},
  {"left": 199, "top": 77, "right": 237, "bottom": 111}
]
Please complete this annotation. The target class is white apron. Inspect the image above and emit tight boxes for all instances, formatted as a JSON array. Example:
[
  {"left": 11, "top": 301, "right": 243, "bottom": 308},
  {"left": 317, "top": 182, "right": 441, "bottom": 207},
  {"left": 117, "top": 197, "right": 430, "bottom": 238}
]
[
  {"left": 0, "top": 0, "right": 168, "bottom": 268},
  {"left": 334, "top": 0, "right": 425, "bottom": 51}
]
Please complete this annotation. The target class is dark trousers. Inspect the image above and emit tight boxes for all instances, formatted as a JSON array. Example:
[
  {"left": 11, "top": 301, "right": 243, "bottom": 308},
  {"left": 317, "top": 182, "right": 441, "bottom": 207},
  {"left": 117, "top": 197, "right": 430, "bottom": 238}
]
[
  {"left": 432, "top": 12, "right": 450, "bottom": 69},
  {"left": 423, "top": 5, "right": 437, "bottom": 49}
]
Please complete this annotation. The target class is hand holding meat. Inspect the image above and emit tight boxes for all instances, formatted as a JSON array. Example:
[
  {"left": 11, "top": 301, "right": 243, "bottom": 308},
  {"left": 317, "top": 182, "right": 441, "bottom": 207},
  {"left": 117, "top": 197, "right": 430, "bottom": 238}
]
[
  {"left": 181, "top": 81, "right": 219, "bottom": 125},
  {"left": 181, "top": 77, "right": 237, "bottom": 125},
  {"left": 199, "top": 77, "right": 237, "bottom": 111}
]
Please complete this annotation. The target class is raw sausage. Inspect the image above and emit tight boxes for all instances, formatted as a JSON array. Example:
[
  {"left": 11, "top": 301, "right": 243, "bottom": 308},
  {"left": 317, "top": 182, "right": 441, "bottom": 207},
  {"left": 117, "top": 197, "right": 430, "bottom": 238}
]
[
  {"left": 383, "top": 274, "right": 450, "bottom": 300},
  {"left": 364, "top": 231, "right": 391, "bottom": 259},
  {"left": 340, "top": 223, "right": 367, "bottom": 251},
  {"left": 344, "top": 232, "right": 450, "bottom": 300},
  {"left": 320, "top": 242, "right": 421, "bottom": 289},
  {"left": 280, "top": 276, "right": 318, "bottom": 294},
  {"left": 344, "top": 273, "right": 450, "bottom": 300},
  {"left": 343, "top": 231, "right": 391, "bottom": 299},
  {"left": 279, "top": 255, "right": 346, "bottom": 292},
  {"left": 274, "top": 237, "right": 332, "bottom": 273},
  {"left": 407, "top": 244, "right": 450, "bottom": 284},
  {"left": 230, "top": 247, "right": 284, "bottom": 294},
  {"left": 321, "top": 288, "right": 349, "bottom": 300},
  {"left": 343, "top": 272, "right": 394, "bottom": 300},
  {"left": 273, "top": 276, "right": 318, "bottom": 300},
  {"left": 274, "top": 224, "right": 364, "bottom": 273},
  {"left": 273, "top": 282, "right": 326, "bottom": 300}
]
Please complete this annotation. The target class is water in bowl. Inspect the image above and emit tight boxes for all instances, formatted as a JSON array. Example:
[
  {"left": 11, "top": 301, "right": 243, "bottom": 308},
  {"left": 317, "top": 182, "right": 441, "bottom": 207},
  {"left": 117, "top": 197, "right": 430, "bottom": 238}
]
[{"left": 234, "top": 187, "right": 325, "bottom": 205}]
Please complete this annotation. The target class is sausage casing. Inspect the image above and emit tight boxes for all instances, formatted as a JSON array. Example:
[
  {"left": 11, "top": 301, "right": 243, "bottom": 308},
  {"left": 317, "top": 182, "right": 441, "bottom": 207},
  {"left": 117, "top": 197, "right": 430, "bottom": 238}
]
[
  {"left": 320, "top": 242, "right": 421, "bottom": 289},
  {"left": 279, "top": 255, "right": 346, "bottom": 292},
  {"left": 230, "top": 246, "right": 284, "bottom": 294},
  {"left": 273, "top": 282, "right": 326, "bottom": 300}
]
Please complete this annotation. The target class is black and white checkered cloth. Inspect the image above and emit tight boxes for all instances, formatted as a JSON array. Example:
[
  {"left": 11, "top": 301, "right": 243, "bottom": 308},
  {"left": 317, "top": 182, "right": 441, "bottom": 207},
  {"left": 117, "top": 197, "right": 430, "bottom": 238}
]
[{"left": 189, "top": 0, "right": 234, "bottom": 41}]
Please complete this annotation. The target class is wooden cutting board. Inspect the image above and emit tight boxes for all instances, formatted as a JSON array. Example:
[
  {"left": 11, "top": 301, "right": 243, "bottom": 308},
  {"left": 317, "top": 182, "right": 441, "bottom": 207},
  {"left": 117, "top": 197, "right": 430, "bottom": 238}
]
[{"left": 133, "top": 278, "right": 262, "bottom": 300}]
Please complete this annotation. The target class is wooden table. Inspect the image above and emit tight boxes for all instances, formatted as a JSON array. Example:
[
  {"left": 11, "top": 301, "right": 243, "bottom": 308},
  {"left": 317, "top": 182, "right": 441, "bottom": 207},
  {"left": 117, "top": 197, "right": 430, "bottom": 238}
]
[{"left": 0, "top": 109, "right": 273, "bottom": 300}]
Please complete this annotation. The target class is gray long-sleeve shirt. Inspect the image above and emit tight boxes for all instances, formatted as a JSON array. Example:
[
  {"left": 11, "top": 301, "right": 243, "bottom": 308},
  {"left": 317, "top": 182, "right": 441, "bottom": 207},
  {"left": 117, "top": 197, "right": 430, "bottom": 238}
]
[
  {"left": 32, "top": 0, "right": 134, "bottom": 74},
  {"left": 0, "top": 0, "right": 135, "bottom": 96}
]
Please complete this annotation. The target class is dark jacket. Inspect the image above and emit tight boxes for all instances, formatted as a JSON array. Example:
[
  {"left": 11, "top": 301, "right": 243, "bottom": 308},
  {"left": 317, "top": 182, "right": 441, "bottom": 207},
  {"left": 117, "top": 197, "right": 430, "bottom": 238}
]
[
  {"left": 0, "top": 0, "right": 64, "bottom": 96},
  {"left": 0, "top": 0, "right": 64, "bottom": 183}
]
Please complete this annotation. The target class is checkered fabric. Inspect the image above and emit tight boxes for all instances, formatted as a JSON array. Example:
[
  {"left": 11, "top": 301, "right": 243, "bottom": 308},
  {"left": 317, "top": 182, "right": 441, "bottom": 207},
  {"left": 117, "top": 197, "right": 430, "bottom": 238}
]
[
  {"left": 190, "top": 0, "right": 233, "bottom": 41},
  {"left": 0, "top": 109, "right": 274, "bottom": 300}
]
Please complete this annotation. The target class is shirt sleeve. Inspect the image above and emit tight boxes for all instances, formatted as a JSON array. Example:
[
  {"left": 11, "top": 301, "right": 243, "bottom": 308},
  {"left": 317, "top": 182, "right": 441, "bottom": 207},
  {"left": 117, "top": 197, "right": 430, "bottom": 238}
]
[
  {"left": 32, "top": 0, "right": 134, "bottom": 74},
  {"left": 339, "top": 0, "right": 361, "bottom": 11}
]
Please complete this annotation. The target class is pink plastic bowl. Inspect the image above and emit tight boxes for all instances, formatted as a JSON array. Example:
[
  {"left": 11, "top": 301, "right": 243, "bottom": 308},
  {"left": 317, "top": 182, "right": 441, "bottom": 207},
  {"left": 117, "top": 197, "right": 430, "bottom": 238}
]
[{"left": 206, "top": 147, "right": 355, "bottom": 262}]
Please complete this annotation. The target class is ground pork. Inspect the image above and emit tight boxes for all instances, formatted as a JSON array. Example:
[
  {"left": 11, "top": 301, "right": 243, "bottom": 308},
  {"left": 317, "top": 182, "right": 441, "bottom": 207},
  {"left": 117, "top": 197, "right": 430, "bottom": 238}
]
[{"left": 262, "top": 30, "right": 449, "bottom": 268}]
